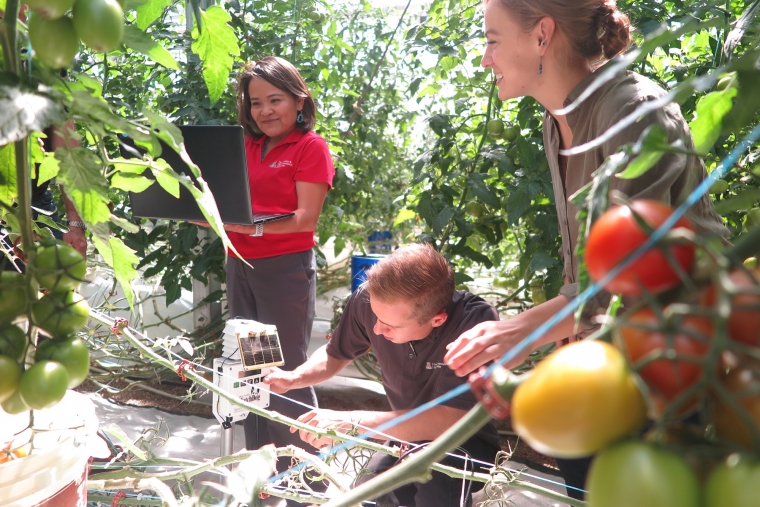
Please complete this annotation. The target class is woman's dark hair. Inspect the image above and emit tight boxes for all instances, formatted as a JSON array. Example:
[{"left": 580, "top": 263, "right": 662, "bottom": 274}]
[
  {"left": 488, "top": 0, "right": 631, "bottom": 62},
  {"left": 237, "top": 56, "right": 317, "bottom": 138}
]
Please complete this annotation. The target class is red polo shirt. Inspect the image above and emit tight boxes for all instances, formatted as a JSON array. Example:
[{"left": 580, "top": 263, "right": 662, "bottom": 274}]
[{"left": 227, "top": 129, "right": 334, "bottom": 259}]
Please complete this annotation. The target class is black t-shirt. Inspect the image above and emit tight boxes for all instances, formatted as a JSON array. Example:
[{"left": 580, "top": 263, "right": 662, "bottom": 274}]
[{"left": 327, "top": 286, "right": 501, "bottom": 446}]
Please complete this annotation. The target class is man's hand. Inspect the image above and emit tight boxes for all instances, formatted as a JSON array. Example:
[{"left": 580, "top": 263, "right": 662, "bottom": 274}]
[
  {"left": 444, "top": 320, "right": 532, "bottom": 377},
  {"left": 63, "top": 227, "right": 87, "bottom": 258},
  {"left": 292, "top": 409, "right": 355, "bottom": 449},
  {"left": 262, "top": 367, "right": 297, "bottom": 394}
]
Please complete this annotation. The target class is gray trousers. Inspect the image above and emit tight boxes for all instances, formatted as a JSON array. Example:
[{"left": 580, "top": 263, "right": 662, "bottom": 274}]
[{"left": 225, "top": 251, "right": 319, "bottom": 468}]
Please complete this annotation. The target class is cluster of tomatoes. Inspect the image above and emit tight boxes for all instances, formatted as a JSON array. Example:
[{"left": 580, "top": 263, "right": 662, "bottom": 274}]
[
  {"left": 505, "top": 199, "right": 760, "bottom": 506},
  {"left": 0, "top": 242, "right": 90, "bottom": 417},
  {"left": 25, "top": 0, "right": 125, "bottom": 69}
]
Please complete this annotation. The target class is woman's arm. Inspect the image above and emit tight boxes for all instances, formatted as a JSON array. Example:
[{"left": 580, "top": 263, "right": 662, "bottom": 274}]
[{"left": 223, "top": 180, "right": 329, "bottom": 235}]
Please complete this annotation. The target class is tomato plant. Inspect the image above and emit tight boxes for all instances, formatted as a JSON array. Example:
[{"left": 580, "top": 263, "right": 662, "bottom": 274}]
[
  {"left": 619, "top": 308, "right": 711, "bottom": 402},
  {"left": 0, "top": 325, "right": 28, "bottom": 363},
  {"left": 712, "top": 366, "right": 760, "bottom": 449},
  {"left": 705, "top": 454, "right": 760, "bottom": 507},
  {"left": 18, "top": 360, "right": 69, "bottom": 410},
  {"left": 31, "top": 291, "right": 90, "bottom": 337},
  {"left": 586, "top": 441, "right": 700, "bottom": 507},
  {"left": 511, "top": 341, "right": 647, "bottom": 458},
  {"left": 486, "top": 119, "right": 504, "bottom": 138},
  {"left": 0, "top": 272, "right": 27, "bottom": 324},
  {"left": 72, "top": 0, "right": 124, "bottom": 52},
  {"left": 28, "top": 14, "right": 79, "bottom": 69},
  {"left": 585, "top": 200, "right": 695, "bottom": 296},
  {"left": 35, "top": 337, "right": 90, "bottom": 388},
  {"left": 34, "top": 243, "right": 86, "bottom": 293},
  {"left": 0, "top": 356, "right": 21, "bottom": 404}
]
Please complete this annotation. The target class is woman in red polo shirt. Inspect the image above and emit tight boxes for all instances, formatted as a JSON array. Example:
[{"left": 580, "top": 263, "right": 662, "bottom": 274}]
[{"left": 214, "top": 57, "right": 335, "bottom": 471}]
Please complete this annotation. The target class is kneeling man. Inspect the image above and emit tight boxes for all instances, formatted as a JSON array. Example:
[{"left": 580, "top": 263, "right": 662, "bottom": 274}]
[{"left": 264, "top": 243, "right": 501, "bottom": 507}]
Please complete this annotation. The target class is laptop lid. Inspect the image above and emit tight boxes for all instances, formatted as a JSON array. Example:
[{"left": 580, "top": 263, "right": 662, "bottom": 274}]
[{"left": 128, "top": 126, "right": 293, "bottom": 226}]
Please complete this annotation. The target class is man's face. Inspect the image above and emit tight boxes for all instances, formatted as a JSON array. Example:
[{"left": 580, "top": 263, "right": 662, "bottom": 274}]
[{"left": 369, "top": 294, "right": 447, "bottom": 344}]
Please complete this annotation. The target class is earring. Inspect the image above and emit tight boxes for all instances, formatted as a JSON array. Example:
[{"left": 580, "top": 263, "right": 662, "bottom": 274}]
[
  {"left": 538, "top": 56, "right": 543, "bottom": 75},
  {"left": 296, "top": 111, "right": 304, "bottom": 124}
]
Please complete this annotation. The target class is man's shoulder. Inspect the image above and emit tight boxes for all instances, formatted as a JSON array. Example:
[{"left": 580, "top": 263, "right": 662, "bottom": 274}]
[{"left": 446, "top": 291, "right": 498, "bottom": 328}]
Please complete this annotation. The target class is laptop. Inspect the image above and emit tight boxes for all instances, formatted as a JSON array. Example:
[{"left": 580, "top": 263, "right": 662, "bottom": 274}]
[{"left": 128, "top": 125, "right": 294, "bottom": 226}]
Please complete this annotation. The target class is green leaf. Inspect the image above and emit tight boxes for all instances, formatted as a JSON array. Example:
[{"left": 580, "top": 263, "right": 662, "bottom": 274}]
[
  {"left": 102, "top": 424, "right": 147, "bottom": 460},
  {"left": 110, "top": 214, "right": 141, "bottom": 234},
  {"left": 111, "top": 172, "right": 153, "bottom": 193},
  {"left": 56, "top": 147, "right": 111, "bottom": 224},
  {"left": 432, "top": 206, "right": 455, "bottom": 235},
  {"left": 689, "top": 87, "right": 737, "bottom": 154},
  {"left": 393, "top": 208, "right": 416, "bottom": 226},
  {"left": 0, "top": 143, "right": 17, "bottom": 205},
  {"left": 92, "top": 233, "right": 139, "bottom": 308},
  {"left": 227, "top": 445, "right": 277, "bottom": 506},
  {"left": 190, "top": 6, "right": 241, "bottom": 106},
  {"left": 135, "top": 0, "right": 173, "bottom": 29},
  {"left": 714, "top": 189, "right": 760, "bottom": 215},
  {"left": 122, "top": 25, "right": 180, "bottom": 70},
  {"left": 529, "top": 251, "right": 559, "bottom": 272},
  {"left": 37, "top": 153, "right": 60, "bottom": 184},
  {"left": 0, "top": 86, "right": 64, "bottom": 146},
  {"left": 0, "top": 0, "right": 6, "bottom": 12},
  {"left": 467, "top": 173, "right": 500, "bottom": 208},
  {"left": 151, "top": 159, "right": 180, "bottom": 198}
]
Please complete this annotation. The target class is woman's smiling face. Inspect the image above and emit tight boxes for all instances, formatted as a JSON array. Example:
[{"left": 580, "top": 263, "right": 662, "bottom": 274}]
[
  {"left": 480, "top": 1, "right": 541, "bottom": 101},
  {"left": 248, "top": 77, "right": 304, "bottom": 144}
]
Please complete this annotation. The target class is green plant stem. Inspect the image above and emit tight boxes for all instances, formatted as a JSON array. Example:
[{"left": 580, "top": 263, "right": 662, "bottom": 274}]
[{"left": 1, "top": 0, "right": 20, "bottom": 74}]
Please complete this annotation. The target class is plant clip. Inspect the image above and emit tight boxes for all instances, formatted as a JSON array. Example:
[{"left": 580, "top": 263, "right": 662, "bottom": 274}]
[
  {"left": 177, "top": 359, "right": 195, "bottom": 382},
  {"left": 468, "top": 366, "right": 511, "bottom": 420},
  {"left": 258, "top": 490, "right": 271, "bottom": 500},
  {"left": 111, "top": 490, "right": 127, "bottom": 506},
  {"left": 111, "top": 318, "right": 129, "bottom": 336}
]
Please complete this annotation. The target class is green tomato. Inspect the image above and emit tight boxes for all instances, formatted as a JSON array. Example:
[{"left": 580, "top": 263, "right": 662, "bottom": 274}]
[
  {"left": 709, "top": 179, "right": 729, "bottom": 194},
  {"left": 32, "top": 291, "right": 90, "bottom": 337},
  {"left": 29, "top": 14, "right": 79, "bottom": 69},
  {"left": 587, "top": 441, "right": 700, "bottom": 507},
  {"left": 307, "top": 10, "right": 321, "bottom": 21},
  {"left": 35, "top": 337, "right": 90, "bottom": 388},
  {"left": 717, "top": 72, "right": 738, "bottom": 91},
  {"left": 34, "top": 243, "right": 87, "bottom": 292},
  {"left": 19, "top": 360, "right": 69, "bottom": 410},
  {"left": 531, "top": 287, "right": 547, "bottom": 305},
  {"left": 1, "top": 389, "right": 30, "bottom": 415},
  {"left": 73, "top": 0, "right": 125, "bottom": 53},
  {"left": 502, "top": 125, "right": 520, "bottom": 142},
  {"left": 705, "top": 455, "right": 760, "bottom": 507},
  {"left": 745, "top": 208, "right": 760, "bottom": 230},
  {"left": 465, "top": 202, "right": 484, "bottom": 218},
  {"left": 0, "top": 272, "right": 27, "bottom": 324},
  {"left": 493, "top": 277, "right": 511, "bottom": 289},
  {"left": 0, "top": 326, "right": 28, "bottom": 363},
  {"left": 0, "top": 355, "right": 22, "bottom": 404},
  {"left": 487, "top": 119, "right": 504, "bottom": 138},
  {"left": 25, "top": 0, "right": 76, "bottom": 18},
  {"left": 745, "top": 257, "right": 758, "bottom": 269}
]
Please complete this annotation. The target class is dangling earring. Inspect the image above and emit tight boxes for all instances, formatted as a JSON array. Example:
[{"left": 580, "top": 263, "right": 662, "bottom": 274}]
[
  {"left": 538, "top": 40, "right": 547, "bottom": 75},
  {"left": 296, "top": 111, "right": 304, "bottom": 124}
]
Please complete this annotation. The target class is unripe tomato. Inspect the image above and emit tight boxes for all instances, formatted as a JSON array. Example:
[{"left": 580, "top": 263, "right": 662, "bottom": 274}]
[
  {"left": 502, "top": 125, "right": 520, "bottom": 142},
  {"left": 465, "top": 202, "right": 483, "bottom": 218},
  {"left": 25, "top": 0, "right": 76, "bottom": 18},
  {"left": 709, "top": 179, "right": 729, "bottom": 194},
  {"left": 73, "top": 0, "right": 125, "bottom": 53},
  {"left": 34, "top": 243, "right": 86, "bottom": 292},
  {"left": 705, "top": 454, "right": 760, "bottom": 507},
  {"left": 585, "top": 200, "right": 695, "bottom": 296},
  {"left": 35, "top": 337, "right": 90, "bottom": 388},
  {"left": 28, "top": 14, "right": 79, "bottom": 69},
  {"left": 511, "top": 341, "right": 647, "bottom": 458},
  {"left": 712, "top": 367, "right": 760, "bottom": 449},
  {"left": 0, "top": 271, "right": 27, "bottom": 324},
  {"left": 744, "top": 257, "right": 758, "bottom": 269},
  {"left": 0, "top": 325, "right": 28, "bottom": 363},
  {"left": 703, "top": 267, "right": 760, "bottom": 347},
  {"left": 0, "top": 356, "right": 22, "bottom": 404},
  {"left": 1, "top": 389, "right": 29, "bottom": 415},
  {"left": 745, "top": 208, "right": 760, "bottom": 230},
  {"left": 32, "top": 291, "right": 90, "bottom": 337},
  {"left": 19, "top": 360, "right": 69, "bottom": 410},
  {"left": 619, "top": 308, "right": 711, "bottom": 402},
  {"left": 586, "top": 441, "right": 700, "bottom": 507},
  {"left": 530, "top": 287, "right": 546, "bottom": 304},
  {"left": 716, "top": 72, "right": 738, "bottom": 92},
  {"left": 486, "top": 119, "right": 504, "bottom": 138}
]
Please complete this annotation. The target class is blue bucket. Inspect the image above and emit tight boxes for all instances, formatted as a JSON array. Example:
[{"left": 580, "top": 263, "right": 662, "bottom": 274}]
[{"left": 350, "top": 254, "right": 386, "bottom": 292}]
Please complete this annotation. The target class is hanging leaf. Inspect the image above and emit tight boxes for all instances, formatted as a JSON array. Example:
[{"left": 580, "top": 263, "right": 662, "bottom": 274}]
[
  {"left": 91, "top": 230, "right": 140, "bottom": 308},
  {"left": 111, "top": 172, "right": 153, "bottom": 193},
  {"left": 122, "top": 25, "right": 180, "bottom": 70},
  {"left": 190, "top": 6, "right": 241, "bottom": 106},
  {"left": 135, "top": 0, "right": 173, "bottom": 29},
  {"left": 0, "top": 144, "right": 17, "bottom": 205},
  {"left": 151, "top": 159, "right": 181, "bottom": 198},
  {"left": 689, "top": 87, "right": 737, "bottom": 154},
  {"left": 37, "top": 153, "right": 61, "bottom": 184},
  {"left": 0, "top": 86, "right": 64, "bottom": 146},
  {"left": 393, "top": 208, "right": 416, "bottom": 226},
  {"left": 56, "top": 147, "right": 111, "bottom": 224}
]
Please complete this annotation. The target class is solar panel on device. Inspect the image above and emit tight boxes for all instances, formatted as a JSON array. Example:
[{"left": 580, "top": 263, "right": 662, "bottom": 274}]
[{"left": 237, "top": 329, "right": 284, "bottom": 370}]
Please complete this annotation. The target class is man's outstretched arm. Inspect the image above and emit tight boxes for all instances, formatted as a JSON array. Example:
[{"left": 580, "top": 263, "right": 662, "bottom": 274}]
[{"left": 263, "top": 344, "right": 352, "bottom": 394}]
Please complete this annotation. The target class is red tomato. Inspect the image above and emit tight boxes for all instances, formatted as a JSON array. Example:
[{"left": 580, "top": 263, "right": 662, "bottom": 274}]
[
  {"left": 619, "top": 308, "right": 711, "bottom": 402},
  {"left": 703, "top": 268, "right": 760, "bottom": 348},
  {"left": 713, "top": 366, "right": 760, "bottom": 449},
  {"left": 585, "top": 200, "right": 695, "bottom": 296}
]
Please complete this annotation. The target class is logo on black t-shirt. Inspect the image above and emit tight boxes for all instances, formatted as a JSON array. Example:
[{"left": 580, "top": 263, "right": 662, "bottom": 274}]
[{"left": 426, "top": 362, "right": 445, "bottom": 369}]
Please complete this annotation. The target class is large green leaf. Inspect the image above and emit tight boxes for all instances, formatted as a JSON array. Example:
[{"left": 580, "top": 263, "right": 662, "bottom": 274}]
[
  {"left": 56, "top": 147, "right": 111, "bottom": 224},
  {"left": 0, "top": 144, "right": 17, "bottom": 205},
  {"left": 37, "top": 153, "right": 61, "bottom": 184},
  {"left": 689, "top": 87, "right": 737, "bottom": 154},
  {"left": 122, "top": 25, "right": 180, "bottom": 70},
  {"left": 135, "top": 0, "right": 173, "bottom": 29},
  {"left": 91, "top": 227, "right": 139, "bottom": 309},
  {"left": 0, "top": 86, "right": 64, "bottom": 146},
  {"left": 111, "top": 172, "right": 153, "bottom": 193},
  {"left": 191, "top": 6, "right": 241, "bottom": 106}
]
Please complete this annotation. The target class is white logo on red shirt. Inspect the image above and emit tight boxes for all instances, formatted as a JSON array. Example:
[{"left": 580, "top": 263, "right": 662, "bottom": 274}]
[{"left": 269, "top": 160, "right": 293, "bottom": 168}]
